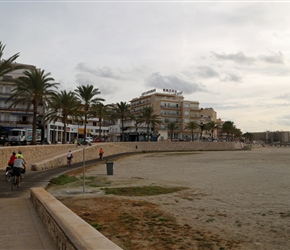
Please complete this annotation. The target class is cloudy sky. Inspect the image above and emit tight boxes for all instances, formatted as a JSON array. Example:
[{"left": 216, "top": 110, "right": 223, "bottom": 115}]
[{"left": 1, "top": 1, "right": 290, "bottom": 133}]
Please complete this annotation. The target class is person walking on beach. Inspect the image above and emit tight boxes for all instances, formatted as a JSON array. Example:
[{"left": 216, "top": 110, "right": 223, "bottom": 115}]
[{"left": 99, "top": 148, "right": 104, "bottom": 160}]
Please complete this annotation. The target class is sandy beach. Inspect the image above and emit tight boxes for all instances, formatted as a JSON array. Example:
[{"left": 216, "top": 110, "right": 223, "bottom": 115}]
[{"left": 49, "top": 146, "right": 290, "bottom": 249}]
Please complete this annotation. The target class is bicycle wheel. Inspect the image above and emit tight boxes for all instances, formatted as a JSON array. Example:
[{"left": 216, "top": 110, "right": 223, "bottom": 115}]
[
  {"left": 5, "top": 171, "right": 11, "bottom": 182},
  {"left": 11, "top": 176, "right": 17, "bottom": 191}
]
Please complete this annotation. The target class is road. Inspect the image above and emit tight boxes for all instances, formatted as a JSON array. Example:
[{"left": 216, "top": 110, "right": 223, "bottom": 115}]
[{"left": 0, "top": 152, "right": 134, "bottom": 198}]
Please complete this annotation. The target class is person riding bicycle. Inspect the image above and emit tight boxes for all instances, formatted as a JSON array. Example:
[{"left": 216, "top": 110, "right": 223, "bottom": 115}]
[
  {"left": 13, "top": 156, "right": 26, "bottom": 187},
  {"left": 6, "top": 151, "right": 16, "bottom": 173},
  {"left": 67, "top": 150, "right": 73, "bottom": 166},
  {"left": 16, "top": 150, "right": 26, "bottom": 164}
]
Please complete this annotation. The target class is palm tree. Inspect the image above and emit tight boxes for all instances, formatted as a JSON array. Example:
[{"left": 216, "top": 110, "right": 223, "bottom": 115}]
[
  {"left": 6, "top": 69, "right": 59, "bottom": 144},
  {"left": 0, "top": 41, "right": 25, "bottom": 77},
  {"left": 46, "top": 90, "right": 81, "bottom": 144},
  {"left": 112, "top": 102, "right": 131, "bottom": 142},
  {"left": 204, "top": 121, "right": 219, "bottom": 141},
  {"left": 167, "top": 121, "right": 179, "bottom": 141},
  {"left": 136, "top": 106, "right": 161, "bottom": 141},
  {"left": 243, "top": 132, "right": 253, "bottom": 143},
  {"left": 74, "top": 84, "right": 105, "bottom": 141},
  {"left": 199, "top": 123, "right": 205, "bottom": 141},
  {"left": 90, "top": 103, "right": 110, "bottom": 139},
  {"left": 222, "top": 121, "right": 235, "bottom": 141},
  {"left": 185, "top": 121, "right": 199, "bottom": 141}
]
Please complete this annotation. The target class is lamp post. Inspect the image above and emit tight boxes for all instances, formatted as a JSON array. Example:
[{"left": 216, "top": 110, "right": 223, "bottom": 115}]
[{"left": 82, "top": 145, "right": 86, "bottom": 194}]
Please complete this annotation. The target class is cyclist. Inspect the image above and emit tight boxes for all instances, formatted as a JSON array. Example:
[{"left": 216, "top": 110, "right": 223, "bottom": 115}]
[
  {"left": 6, "top": 151, "right": 16, "bottom": 174},
  {"left": 67, "top": 150, "right": 73, "bottom": 166},
  {"left": 13, "top": 156, "right": 26, "bottom": 187},
  {"left": 16, "top": 150, "right": 26, "bottom": 164}
]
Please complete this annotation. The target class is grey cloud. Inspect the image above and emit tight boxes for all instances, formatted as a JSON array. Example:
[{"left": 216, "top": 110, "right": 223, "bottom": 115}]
[
  {"left": 196, "top": 66, "right": 219, "bottom": 78},
  {"left": 258, "top": 51, "right": 284, "bottom": 64},
  {"left": 75, "top": 73, "right": 117, "bottom": 96},
  {"left": 212, "top": 51, "right": 255, "bottom": 64},
  {"left": 220, "top": 73, "right": 241, "bottom": 82},
  {"left": 145, "top": 72, "right": 207, "bottom": 94},
  {"left": 277, "top": 115, "right": 290, "bottom": 127},
  {"left": 76, "top": 63, "right": 122, "bottom": 80},
  {"left": 274, "top": 93, "right": 290, "bottom": 100}
]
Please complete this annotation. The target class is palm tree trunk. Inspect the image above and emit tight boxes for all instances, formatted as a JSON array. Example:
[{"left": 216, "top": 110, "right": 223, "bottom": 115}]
[
  {"left": 84, "top": 111, "right": 87, "bottom": 141},
  {"left": 32, "top": 104, "right": 38, "bottom": 145},
  {"left": 121, "top": 118, "right": 124, "bottom": 142},
  {"left": 99, "top": 116, "right": 102, "bottom": 139}
]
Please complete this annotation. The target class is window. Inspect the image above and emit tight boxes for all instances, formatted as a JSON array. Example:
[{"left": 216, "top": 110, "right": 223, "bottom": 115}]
[
  {"left": 184, "top": 111, "right": 189, "bottom": 115},
  {"left": 184, "top": 118, "right": 189, "bottom": 122}
]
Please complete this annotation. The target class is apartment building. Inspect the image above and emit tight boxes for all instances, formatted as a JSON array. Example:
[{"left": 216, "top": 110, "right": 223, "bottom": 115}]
[
  {"left": 0, "top": 63, "right": 36, "bottom": 130},
  {"left": 0, "top": 63, "right": 109, "bottom": 143},
  {"left": 251, "top": 131, "right": 290, "bottom": 144},
  {"left": 128, "top": 88, "right": 217, "bottom": 141}
]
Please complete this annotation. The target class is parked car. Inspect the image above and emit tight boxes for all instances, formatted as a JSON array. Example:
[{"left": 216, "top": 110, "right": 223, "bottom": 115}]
[{"left": 85, "top": 137, "right": 93, "bottom": 143}]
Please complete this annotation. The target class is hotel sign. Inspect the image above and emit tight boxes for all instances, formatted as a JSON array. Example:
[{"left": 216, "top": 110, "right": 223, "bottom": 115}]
[
  {"left": 163, "top": 89, "right": 183, "bottom": 95},
  {"left": 141, "top": 89, "right": 156, "bottom": 96}
]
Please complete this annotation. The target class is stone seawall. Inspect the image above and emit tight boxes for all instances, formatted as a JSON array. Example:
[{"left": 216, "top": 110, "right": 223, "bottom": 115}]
[
  {"left": 30, "top": 187, "right": 122, "bottom": 250},
  {"left": 0, "top": 141, "right": 243, "bottom": 170}
]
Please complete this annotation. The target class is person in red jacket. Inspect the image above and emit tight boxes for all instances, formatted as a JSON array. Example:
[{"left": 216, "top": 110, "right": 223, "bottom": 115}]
[
  {"left": 8, "top": 151, "right": 16, "bottom": 167},
  {"left": 6, "top": 151, "right": 16, "bottom": 173}
]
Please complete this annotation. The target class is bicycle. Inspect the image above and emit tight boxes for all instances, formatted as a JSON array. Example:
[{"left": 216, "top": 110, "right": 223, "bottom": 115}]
[
  {"left": 11, "top": 174, "right": 18, "bottom": 191},
  {"left": 5, "top": 166, "right": 13, "bottom": 182},
  {"left": 10, "top": 168, "right": 25, "bottom": 191},
  {"left": 6, "top": 167, "right": 25, "bottom": 182}
]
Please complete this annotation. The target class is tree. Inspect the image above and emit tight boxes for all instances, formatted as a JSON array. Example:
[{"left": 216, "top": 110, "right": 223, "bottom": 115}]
[
  {"left": 6, "top": 69, "right": 59, "bottom": 144},
  {"left": 243, "top": 132, "right": 253, "bottom": 143},
  {"left": 74, "top": 84, "right": 105, "bottom": 141},
  {"left": 167, "top": 121, "right": 179, "bottom": 141},
  {"left": 185, "top": 121, "right": 199, "bottom": 141},
  {"left": 204, "top": 121, "right": 219, "bottom": 141},
  {"left": 112, "top": 102, "right": 131, "bottom": 142},
  {"left": 222, "top": 121, "right": 235, "bottom": 141},
  {"left": 46, "top": 90, "right": 81, "bottom": 144},
  {"left": 136, "top": 106, "right": 161, "bottom": 141},
  {"left": 90, "top": 103, "right": 110, "bottom": 139},
  {"left": 0, "top": 41, "right": 25, "bottom": 77},
  {"left": 199, "top": 123, "right": 206, "bottom": 141}
]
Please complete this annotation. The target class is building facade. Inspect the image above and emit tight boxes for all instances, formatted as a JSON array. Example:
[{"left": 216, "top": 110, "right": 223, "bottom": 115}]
[
  {"left": 127, "top": 88, "right": 218, "bottom": 141},
  {"left": 0, "top": 63, "right": 36, "bottom": 130},
  {"left": 0, "top": 63, "right": 109, "bottom": 144}
]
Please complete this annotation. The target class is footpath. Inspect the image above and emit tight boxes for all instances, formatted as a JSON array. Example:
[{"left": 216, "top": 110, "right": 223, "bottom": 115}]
[{"left": 0, "top": 149, "right": 74, "bottom": 250}]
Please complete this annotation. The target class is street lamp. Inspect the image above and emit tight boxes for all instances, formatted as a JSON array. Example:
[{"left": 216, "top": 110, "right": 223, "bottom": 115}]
[{"left": 82, "top": 145, "right": 86, "bottom": 194}]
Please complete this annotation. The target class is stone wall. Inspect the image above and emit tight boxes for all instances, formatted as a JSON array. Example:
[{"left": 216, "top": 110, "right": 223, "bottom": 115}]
[
  {"left": 0, "top": 141, "right": 244, "bottom": 170},
  {"left": 30, "top": 187, "right": 122, "bottom": 250}
]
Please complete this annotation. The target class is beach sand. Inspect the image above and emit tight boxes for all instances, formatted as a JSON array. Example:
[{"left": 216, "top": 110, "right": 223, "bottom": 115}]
[{"left": 48, "top": 146, "right": 290, "bottom": 249}]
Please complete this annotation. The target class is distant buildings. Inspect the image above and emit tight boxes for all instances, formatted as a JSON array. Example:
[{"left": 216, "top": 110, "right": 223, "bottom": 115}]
[
  {"left": 1, "top": 63, "right": 247, "bottom": 143},
  {"left": 251, "top": 131, "right": 290, "bottom": 144}
]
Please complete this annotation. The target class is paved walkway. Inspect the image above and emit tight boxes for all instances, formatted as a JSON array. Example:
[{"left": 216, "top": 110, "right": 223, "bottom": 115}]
[
  {"left": 0, "top": 198, "right": 56, "bottom": 250},
  {"left": 0, "top": 151, "right": 70, "bottom": 250}
]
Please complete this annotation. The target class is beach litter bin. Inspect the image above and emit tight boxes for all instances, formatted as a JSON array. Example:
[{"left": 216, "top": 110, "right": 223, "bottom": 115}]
[{"left": 106, "top": 161, "right": 114, "bottom": 175}]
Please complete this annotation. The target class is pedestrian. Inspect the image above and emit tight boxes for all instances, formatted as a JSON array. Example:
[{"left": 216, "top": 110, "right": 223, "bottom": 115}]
[
  {"left": 13, "top": 156, "right": 26, "bottom": 187},
  {"left": 67, "top": 150, "right": 73, "bottom": 166},
  {"left": 99, "top": 148, "right": 104, "bottom": 160}
]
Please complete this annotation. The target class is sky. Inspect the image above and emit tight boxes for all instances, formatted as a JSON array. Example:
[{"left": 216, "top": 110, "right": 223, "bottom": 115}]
[{"left": 1, "top": 1, "right": 290, "bottom": 133}]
